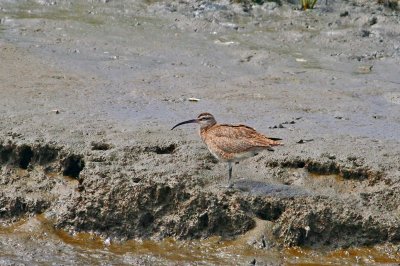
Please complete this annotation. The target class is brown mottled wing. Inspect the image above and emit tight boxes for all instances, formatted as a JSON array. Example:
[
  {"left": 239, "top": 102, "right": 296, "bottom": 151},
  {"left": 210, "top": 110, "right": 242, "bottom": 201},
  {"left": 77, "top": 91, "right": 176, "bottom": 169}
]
[{"left": 205, "top": 124, "right": 281, "bottom": 154}]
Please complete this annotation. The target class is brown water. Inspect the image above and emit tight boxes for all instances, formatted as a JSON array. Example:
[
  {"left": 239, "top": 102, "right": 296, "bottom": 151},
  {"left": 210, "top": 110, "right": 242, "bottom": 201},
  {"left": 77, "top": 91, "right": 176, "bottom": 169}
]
[{"left": 1, "top": 215, "right": 399, "bottom": 265}]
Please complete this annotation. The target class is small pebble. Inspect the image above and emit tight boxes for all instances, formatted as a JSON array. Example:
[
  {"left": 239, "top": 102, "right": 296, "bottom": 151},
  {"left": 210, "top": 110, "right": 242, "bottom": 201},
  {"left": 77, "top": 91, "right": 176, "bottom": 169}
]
[
  {"left": 368, "top": 16, "right": 377, "bottom": 26},
  {"left": 360, "top": 29, "right": 370, "bottom": 37},
  {"left": 188, "top": 97, "right": 200, "bottom": 102},
  {"left": 356, "top": 65, "right": 373, "bottom": 74}
]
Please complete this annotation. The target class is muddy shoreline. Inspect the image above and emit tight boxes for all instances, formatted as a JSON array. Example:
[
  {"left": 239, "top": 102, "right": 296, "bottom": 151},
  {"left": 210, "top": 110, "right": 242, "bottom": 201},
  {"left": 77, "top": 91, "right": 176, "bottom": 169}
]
[{"left": 1, "top": 0, "right": 400, "bottom": 264}]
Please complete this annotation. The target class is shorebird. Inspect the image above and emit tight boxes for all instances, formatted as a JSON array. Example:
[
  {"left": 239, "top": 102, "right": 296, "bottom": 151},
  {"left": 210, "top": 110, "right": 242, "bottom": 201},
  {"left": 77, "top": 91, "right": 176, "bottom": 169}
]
[{"left": 171, "top": 113, "right": 282, "bottom": 183}]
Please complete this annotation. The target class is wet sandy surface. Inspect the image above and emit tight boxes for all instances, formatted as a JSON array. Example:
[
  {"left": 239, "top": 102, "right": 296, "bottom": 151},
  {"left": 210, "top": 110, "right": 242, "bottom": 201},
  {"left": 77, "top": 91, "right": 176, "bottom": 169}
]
[{"left": 1, "top": 0, "right": 400, "bottom": 264}]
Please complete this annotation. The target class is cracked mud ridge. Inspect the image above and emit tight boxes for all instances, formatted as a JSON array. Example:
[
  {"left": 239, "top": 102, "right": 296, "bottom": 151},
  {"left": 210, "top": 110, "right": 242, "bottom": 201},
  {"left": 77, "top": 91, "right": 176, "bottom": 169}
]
[{"left": 0, "top": 0, "right": 400, "bottom": 264}]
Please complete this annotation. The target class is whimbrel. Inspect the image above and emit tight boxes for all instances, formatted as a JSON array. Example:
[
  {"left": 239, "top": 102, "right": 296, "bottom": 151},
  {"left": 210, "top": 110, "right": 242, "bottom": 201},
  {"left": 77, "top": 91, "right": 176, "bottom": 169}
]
[{"left": 171, "top": 113, "right": 282, "bottom": 183}]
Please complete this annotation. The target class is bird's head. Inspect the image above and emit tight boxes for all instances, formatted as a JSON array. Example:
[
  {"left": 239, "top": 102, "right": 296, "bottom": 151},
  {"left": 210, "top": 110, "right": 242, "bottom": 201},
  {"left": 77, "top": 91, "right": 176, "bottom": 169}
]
[{"left": 171, "top": 112, "right": 217, "bottom": 130}]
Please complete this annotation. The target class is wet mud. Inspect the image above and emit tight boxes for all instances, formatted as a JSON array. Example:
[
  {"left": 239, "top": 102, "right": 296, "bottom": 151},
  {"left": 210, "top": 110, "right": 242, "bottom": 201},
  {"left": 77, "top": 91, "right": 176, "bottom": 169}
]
[
  {"left": 1, "top": 0, "right": 400, "bottom": 264},
  {"left": 1, "top": 215, "right": 400, "bottom": 265}
]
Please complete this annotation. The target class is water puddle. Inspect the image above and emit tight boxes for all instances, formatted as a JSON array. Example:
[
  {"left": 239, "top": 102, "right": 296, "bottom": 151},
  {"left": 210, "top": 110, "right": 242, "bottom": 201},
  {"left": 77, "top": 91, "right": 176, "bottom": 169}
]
[
  {"left": 1, "top": 1, "right": 102, "bottom": 25},
  {"left": 285, "top": 246, "right": 400, "bottom": 265},
  {"left": 0, "top": 215, "right": 399, "bottom": 265}
]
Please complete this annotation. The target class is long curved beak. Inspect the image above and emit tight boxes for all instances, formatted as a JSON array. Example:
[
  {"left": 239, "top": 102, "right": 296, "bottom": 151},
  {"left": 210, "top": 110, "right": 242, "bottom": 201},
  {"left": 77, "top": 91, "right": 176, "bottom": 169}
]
[{"left": 171, "top": 119, "right": 198, "bottom": 130}]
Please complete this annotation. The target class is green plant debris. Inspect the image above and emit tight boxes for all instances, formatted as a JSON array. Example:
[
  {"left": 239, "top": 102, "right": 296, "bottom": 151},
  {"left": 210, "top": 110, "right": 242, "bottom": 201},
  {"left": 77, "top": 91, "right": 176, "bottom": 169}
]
[{"left": 300, "top": 0, "right": 318, "bottom": 10}]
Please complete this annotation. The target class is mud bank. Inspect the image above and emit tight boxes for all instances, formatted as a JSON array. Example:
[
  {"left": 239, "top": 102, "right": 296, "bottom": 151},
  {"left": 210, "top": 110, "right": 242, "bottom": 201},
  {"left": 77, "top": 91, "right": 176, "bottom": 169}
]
[
  {"left": 1, "top": 0, "right": 400, "bottom": 264},
  {"left": 1, "top": 139, "right": 399, "bottom": 247}
]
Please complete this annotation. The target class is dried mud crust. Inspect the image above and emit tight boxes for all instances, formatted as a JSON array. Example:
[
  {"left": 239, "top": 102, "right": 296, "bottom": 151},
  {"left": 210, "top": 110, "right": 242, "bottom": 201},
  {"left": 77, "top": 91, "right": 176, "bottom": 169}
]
[{"left": 1, "top": 139, "right": 399, "bottom": 249}]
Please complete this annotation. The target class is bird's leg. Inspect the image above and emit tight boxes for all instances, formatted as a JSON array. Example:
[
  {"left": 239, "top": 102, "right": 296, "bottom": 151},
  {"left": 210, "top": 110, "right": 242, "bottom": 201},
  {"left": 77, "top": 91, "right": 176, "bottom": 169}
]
[
  {"left": 226, "top": 162, "right": 233, "bottom": 188},
  {"left": 228, "top": 162, "right": 232, "bottom": 181}
]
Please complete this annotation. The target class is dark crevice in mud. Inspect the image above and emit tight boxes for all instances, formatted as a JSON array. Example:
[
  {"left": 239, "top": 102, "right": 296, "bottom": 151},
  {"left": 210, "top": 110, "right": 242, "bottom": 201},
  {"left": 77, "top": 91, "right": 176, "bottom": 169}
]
[
  {"left": 255, "top": 205, "right": 284, "bottom": 221},
  {"left": 145, "top": 143, "right": 176, "bottom": 154},
  {"left": 247, "top": 198, "right": 285, "bottom": 222},
  {"left": 295, "top": 161, "right": 306, "bottom": 168},
  {"left": 91, "top": 141, "right": 112, "bottom": 151},
  {"left": 0, "top": 143, "right": 14, "bottom": 164},
  {"left": 62, "top": 155, "right": 85, "bottom": 178},
  {"left": 17, "top": 145, "right": 33, "bottom": 169},
  {"left": 0, "top": 143, "right": 61, "bottom": 168},
  {"left": 198, "top": 212, "right": 209, "bottom": 229},
  {"left": 267, "top": 158, "right": 381, "bottom": 181},
  {"left": 0, "top": 141, "right": 85, "bottom": 178},
  {"left": 138, "top": 212, "right": 155, "bottom": 228},
  {"left": 0, "top": 196, "right": 50, "bottom": 219},
  {"left": 33, "top": 145, "right": 60, "bottom": 165}
]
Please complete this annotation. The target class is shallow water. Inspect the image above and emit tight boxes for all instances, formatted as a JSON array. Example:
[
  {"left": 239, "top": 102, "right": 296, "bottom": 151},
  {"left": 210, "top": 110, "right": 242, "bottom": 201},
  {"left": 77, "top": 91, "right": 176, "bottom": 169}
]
[{"left": 1, "top": 216, "right": 399, "bottom": 265}]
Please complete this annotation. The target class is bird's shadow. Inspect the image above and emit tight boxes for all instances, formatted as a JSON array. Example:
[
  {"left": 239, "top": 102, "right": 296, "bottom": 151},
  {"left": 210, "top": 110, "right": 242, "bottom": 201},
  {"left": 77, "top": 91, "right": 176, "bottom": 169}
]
[{"left": 229, "top": 180, "right": 312, "bottom": 198}]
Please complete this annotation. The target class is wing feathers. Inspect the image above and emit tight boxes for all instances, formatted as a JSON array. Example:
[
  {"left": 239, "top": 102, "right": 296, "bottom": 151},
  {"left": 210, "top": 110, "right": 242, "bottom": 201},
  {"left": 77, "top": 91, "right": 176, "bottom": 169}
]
[{"left": 202, "top": 124, "right": 282, "bottom": 155}]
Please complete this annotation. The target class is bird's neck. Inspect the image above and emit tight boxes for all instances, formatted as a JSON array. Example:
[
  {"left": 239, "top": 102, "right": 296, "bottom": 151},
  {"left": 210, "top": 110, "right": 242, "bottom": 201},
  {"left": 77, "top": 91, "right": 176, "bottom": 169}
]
[{"left": 199, "top": 124, "right": 215, "bottom": 141}]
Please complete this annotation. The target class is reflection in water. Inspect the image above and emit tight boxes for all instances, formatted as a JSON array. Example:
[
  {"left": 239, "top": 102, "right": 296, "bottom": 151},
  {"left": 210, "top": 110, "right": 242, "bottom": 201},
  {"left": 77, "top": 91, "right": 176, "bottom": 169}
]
[{"left": 0, "top": 216, "right": 399, "bottom": 265}]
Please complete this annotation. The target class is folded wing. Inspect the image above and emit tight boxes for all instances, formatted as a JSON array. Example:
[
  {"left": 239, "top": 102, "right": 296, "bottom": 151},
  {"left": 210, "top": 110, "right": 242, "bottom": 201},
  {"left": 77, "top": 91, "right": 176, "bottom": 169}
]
[{"left": 204, "top": 124, "right": 282, "bottom": 155}]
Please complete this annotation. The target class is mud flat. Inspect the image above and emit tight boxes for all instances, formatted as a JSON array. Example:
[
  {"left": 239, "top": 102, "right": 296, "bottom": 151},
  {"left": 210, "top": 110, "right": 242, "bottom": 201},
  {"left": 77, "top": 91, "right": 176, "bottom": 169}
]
[{"left": 0, "top": 0, "right": 400, "bottom": 264}]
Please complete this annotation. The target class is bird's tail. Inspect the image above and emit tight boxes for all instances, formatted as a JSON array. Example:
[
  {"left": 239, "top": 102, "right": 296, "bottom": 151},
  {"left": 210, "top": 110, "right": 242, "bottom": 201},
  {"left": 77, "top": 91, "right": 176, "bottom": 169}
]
[{"left": 268, "top": 137, "right": 283, "bottom": 146}]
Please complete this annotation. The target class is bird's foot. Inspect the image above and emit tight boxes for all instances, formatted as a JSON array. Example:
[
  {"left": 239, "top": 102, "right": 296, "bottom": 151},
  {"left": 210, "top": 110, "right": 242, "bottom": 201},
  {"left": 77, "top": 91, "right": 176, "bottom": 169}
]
[{"left": 219, "top": 182, "right": 233, "bottom": 189}]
